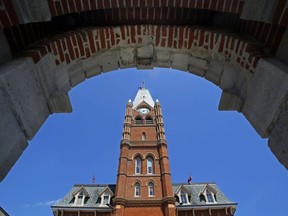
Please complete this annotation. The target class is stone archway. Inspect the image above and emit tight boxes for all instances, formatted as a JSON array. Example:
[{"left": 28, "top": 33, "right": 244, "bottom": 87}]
[{"left": 0, "top": 0, "right": 288, "bottom": 181}]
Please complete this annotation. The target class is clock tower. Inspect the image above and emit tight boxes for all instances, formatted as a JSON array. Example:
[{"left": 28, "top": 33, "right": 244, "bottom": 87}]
[{"left": 113, "top": 85, "right": 176, "bottom": 216}]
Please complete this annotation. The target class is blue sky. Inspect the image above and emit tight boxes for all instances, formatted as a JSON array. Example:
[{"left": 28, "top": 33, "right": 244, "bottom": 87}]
[{"left": 0, "top": 68, "right": 287, "bottom": 216}]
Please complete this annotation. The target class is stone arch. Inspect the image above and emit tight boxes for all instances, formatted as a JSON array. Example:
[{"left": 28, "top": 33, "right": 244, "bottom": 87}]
[{"left": 0, "top": 0, "right": 288, "bottom": 182}]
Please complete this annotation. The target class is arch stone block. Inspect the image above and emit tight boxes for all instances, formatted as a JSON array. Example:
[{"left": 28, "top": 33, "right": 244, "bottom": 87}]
[
  {"left": 0, "top": 58, "right": 50, "bottom": 140},
  {"left": 242, "top": 59, "right": 288, "bottom": 138},
  {"left": 0, "top": 86, "right": 28, "bottom": 180}
]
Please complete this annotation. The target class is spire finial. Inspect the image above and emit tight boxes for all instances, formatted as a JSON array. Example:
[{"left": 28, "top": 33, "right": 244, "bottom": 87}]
[{"left": 140, "top": 80, "right": 145, "bottom": 89}]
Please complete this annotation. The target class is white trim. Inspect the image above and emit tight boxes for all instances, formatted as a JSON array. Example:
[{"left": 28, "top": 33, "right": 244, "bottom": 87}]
[
  {"left": 134, "top": 182, "right": 141, "bottom": 197},
  {"left": 148, "top": 182, "right": 155, "bottom": 197},
  {"left": 177, "top": 189, "right": 190, "bottom": 205},
  {"left": 147, "top": 157, "right": 153, "bottom": 174}
]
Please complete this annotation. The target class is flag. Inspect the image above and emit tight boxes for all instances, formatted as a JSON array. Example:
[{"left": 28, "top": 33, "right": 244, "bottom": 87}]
[
  {"left": 92, "top": 175, "right": 95, "bottom": 183},
  {"left": 187, "top": 175, "right": 192, "bottom": 184}
]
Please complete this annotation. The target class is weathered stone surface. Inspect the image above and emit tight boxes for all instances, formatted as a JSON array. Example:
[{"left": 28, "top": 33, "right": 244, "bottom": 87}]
[
  {"left": 240, "top": 0, "right": 279, "bottom": 22},
  {"left": 205, "top": 54, "right": 225, "bottom": 85},
  {"left": 0, "top": 58, "right": 50, "bottom": 140},
  {"left": 0, "top": 30, "right": 12, "bottom": 65},
  {"left": 171, "top": 53, "right": 189, "bottom": 71},
  {"left": 80, "top": 56, "right": 102, "bottom": 78},
  {"left": 99, "top": 51, "right": 120, "bottom": 72},
  {"left": 218, "top": 90, "right": 243, "bottom": 111},
  {"left": 137, "top": 44, "right": 154, "bottom": 67},
  {"left": 11, "top": 0, "right": 51, "bottom": 24},
  {"left": 0, "top": 86, "right": 28, "bottom": 182},
  {"left": 269, "top": 102, "right": 288, "bottom": 170},
  {"left": 69, "top": 62, "right": 86, "bottom": 87},
  {"left": 155, "top": 50, "right": 171, "bottom": 68},
  {"left": 120, "top": 47, "right": 135, "bottom": 67},
  {"left": 220, "top": 65, "right": 238, "bottom": 90},
  {"left": 35, "top": 54, "right": 72, "bottom": 113},
  {"left": 188, "top": 57, "right": 208, "bottom": 77},
  {"left": 242, "top": 58, "right": 288, "bottom": 138}
]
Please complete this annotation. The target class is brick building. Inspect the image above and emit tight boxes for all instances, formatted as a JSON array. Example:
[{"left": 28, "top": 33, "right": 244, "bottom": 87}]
[{"left": 51, "top": 86, "right": 237, "bottom": 216}]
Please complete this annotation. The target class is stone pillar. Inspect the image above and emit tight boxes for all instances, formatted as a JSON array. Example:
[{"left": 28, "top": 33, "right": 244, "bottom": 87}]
[
  {"left": 0, "top": 54, "right": 72, "bottom": 182},
  {"left": 241, "top": 58, "right": 288, "bottom": 169}
]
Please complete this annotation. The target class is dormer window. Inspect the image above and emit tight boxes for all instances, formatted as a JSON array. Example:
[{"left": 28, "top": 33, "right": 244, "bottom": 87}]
[
  {"left": 99, "top": 187, "right": 114, "bottom": 206},
  {"left": 180, "top": 190, "right": 188, "bottom": 204},
  {"left": 76, "top": 191, "right": 84, "bottom": 205},
  {"left": 205, "top": 189, "right": 216, "bottom": 203},
  {"left": 102, "top": 192, "right": 110, "bottom": 205},
  {"left": 177, "top": 189, "right": 190, "bottom": 205},
  {"left": 199, "top": 185, "right": 217, "bottom": 204},
  {"left": 72, "top": 188, "right": 89, "bottom": 206}
]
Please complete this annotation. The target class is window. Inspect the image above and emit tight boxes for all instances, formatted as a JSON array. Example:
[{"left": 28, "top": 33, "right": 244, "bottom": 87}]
[
  {"left": 142, "top": 132, "right": 146, "bottom": 140},
  {"left": 135, "top": 117, "right": 142, "bottom": 125},
  {"left": 146, "top": 117, "right": 153, "bottom": 124},
  {"left": 76, "top": 191, "right": 84, "bottom": 205},
  {"left": 73, "top": 189, "right": 88, "bottom": 206},
  {"left": 148, "top": 182, "right": 154, "bottom": 196},
  {"left": 147, "top": 157, "right": 153, "bottom": 174},
  {"left": 103, "top": 193, "right": 110, "bottom": 205},
  {"left": 180, "top": 190, "right": 188, "bottom": 204},
  {"left": 206, "top": 190, "right": 215, "bottom": 203},
  {"left": 177, "top": 186, "right": 190, "bottom": 205},
  {"left": 199, "top": 186, "right": 217, "bottom": 204},
  {"left": 135, "top": 157, "right": 141, "bottom": 174},
  {"left": 99, "top": 189, "right": 114, "bottom": 206},
  {"left": 135, "top": 183, "right": 140, "bottom": 197}
]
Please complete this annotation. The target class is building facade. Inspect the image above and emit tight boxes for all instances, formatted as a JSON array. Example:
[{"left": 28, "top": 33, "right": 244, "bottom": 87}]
[{"left": 52, "top": 87, "right": 237, "bottom": 216}]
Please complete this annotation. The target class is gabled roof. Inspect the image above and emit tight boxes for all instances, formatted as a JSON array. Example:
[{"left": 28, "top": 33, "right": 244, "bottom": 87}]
[
  {"left": 199, "top": 184, "right": 218, "bottom": 195},
  {"left": 52, "top": 184, "right": 116, "bottom": 208},
  {"left": 132, "top": 87, "right": 155, "bottom": 109},
  {"left": 174, "top": 185, "right": 192, "bottom": 195},
  {"left": 172, "top": 183, "right": 237, "bottom": 206},
  {"left": 98, "top": 186, "right": 114, "bottom": 196},
  {"left": 72, "top": 186, "right": 90, "bottom": 197}
]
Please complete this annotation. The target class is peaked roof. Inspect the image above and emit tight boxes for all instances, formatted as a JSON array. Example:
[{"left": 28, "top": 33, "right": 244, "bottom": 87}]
[
  {"left": 132, "top": 87, "right": 155, "bottom": 109},
  {"left": 52, "top": 182, "right": 236, "bottom": 209},
  {"left": 172, "top": 183, "right": 236, "bottom": 206},
  {"left": 52, "top": 184, "right": 116, "bottom": 209}
]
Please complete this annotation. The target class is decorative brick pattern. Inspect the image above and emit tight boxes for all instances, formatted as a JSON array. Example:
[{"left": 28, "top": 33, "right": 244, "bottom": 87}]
[
  {"left": 21, "top": 25, "right": 264, "bottom": 74},
  {"left": 48, "top": 0, "right": 245, "bottom": 17}
]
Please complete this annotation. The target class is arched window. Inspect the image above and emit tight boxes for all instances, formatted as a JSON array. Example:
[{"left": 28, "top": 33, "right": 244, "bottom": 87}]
[
  {"left": 146, "top": 117, "right": 153, "bottom": 124},
  {"left": 135, "top": 183, "right": 140, "bottom": 197},
  {"left": 135, "top": 117, "right": 142, "bottom": 125},
  {"left": 147, "top": 157, "right": 153, "bottom": 174},
  {"left": 142, "top": 132, "right": 146, "bottom": 140},
  {"left": 135, "top": 157, "right": 141, "bottom": 174},
  {"left": 148, "top": 182, "right": 154, "bottom": 196}
]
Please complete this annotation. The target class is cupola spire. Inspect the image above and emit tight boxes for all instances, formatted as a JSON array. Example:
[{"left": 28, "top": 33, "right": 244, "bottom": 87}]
[{"left": 132, "top": 82, "right": 155, "bottom": 108}]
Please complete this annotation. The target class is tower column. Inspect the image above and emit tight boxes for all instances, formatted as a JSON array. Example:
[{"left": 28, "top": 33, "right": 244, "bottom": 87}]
[{"left": 155, "top": 101, "right": 175, "bottom": 216}]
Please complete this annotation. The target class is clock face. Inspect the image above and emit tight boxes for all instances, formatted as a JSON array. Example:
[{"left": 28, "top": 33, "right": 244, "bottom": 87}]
[{"left": 137, "top": 108, "right": 150, "bottom": 115}]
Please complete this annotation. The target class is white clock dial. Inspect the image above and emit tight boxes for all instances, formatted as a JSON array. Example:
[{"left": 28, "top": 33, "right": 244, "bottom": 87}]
[{"left": 137, "top": 108, "right": 149, "bottom": 114}]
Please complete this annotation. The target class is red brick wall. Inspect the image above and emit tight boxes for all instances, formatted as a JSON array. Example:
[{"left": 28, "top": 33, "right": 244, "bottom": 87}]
[
  {"left": 124, "top": 206, "right": 164, "bottom": 216},
  {"left": 19, "top": 25, "right": 264, "bottom": 74}
]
